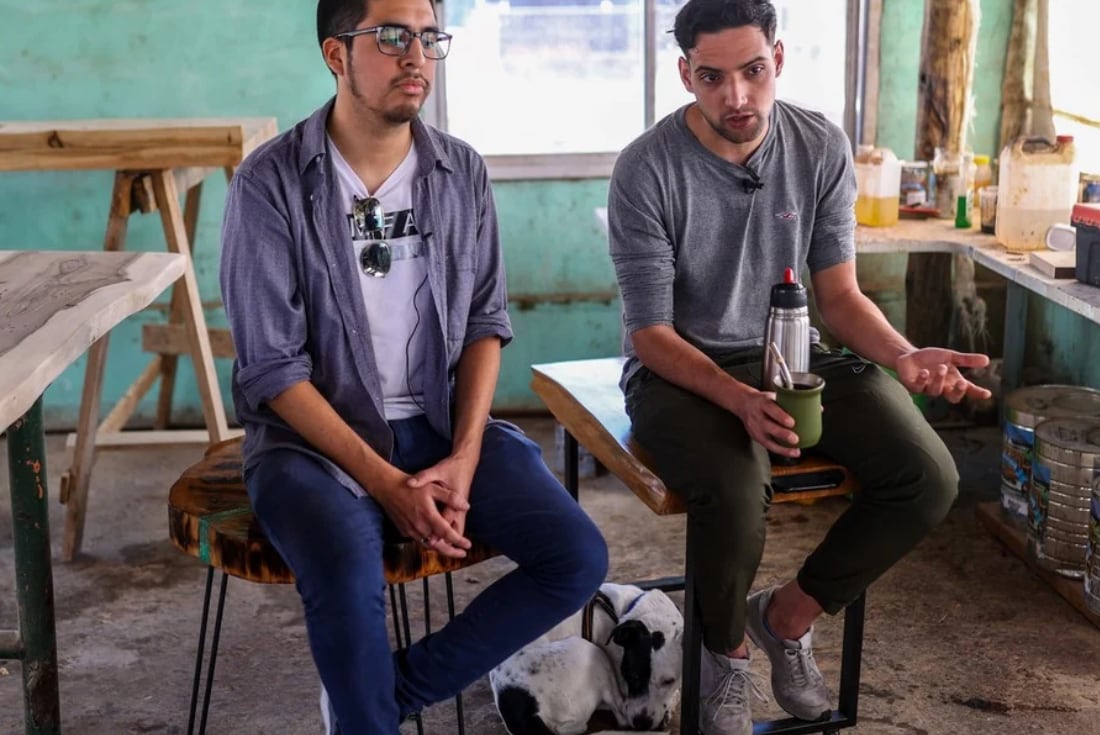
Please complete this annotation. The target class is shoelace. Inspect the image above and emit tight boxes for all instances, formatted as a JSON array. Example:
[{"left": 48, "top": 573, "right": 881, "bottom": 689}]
[
  {"left": 783, "top": 644, "right": 824, "bottom": 688},
  {"left": 706, "top": 667, "right": 769, "bottom": 720}
]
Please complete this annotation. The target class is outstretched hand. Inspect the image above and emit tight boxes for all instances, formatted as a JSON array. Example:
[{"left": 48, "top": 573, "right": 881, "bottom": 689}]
[{"left": 895, "top": 348, "right": 992, "bottom": 403}]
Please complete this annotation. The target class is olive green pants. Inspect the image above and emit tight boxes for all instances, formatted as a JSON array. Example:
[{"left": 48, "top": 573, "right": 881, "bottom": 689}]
[{"left": 624, "top": 347, "right": 958, "bottom": 653}]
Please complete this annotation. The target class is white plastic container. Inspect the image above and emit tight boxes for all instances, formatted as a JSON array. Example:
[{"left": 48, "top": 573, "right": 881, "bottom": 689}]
[
  {"left": 995, "top": 136, "right": 1078, "bottom": 251},
  {"left": 855, "top": 146, "right": 902, "bottom": 227}
]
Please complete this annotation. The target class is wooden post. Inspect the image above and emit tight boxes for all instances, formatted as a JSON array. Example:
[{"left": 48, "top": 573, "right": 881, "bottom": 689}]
[{"left": 906, "top": 0, "right": 980, "bottom": 351}]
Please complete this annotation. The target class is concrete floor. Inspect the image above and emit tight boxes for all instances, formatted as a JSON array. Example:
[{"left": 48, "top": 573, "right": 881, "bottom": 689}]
[{"left": 1, "top": 418, "right": 1099, "bottom": 735}]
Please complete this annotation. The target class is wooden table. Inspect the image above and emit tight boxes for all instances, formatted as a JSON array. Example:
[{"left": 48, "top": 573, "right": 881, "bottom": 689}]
[
  {"left": 0, "top": 117, "right": 277, "bottom": 561},
  {"left": 0, "top": 250, "right": 186, "bottom": 735}
]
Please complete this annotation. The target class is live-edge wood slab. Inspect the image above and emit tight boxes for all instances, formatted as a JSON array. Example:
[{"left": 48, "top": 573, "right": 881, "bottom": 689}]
[{"left": 0, "top": 250, "right": 185, "bottom": 432}]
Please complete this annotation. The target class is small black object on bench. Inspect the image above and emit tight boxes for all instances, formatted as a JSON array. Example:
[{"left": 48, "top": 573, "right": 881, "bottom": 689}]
[{"left": 530, "top": 357, "right": 865, "bottom": 735}]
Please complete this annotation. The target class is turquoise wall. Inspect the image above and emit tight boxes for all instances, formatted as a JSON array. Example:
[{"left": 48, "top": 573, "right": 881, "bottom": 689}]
[{"left": 3, "top": 0, "right": 1058, "bottom": 428}]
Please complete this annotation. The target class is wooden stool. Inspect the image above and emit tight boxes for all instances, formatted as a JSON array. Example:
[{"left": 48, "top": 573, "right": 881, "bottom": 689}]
[
  {"left": 168, "top": 438, "right": 498, "bottom": 735},
  {"left": 530, "top": 358, "right": 866, "bottom": 735}
]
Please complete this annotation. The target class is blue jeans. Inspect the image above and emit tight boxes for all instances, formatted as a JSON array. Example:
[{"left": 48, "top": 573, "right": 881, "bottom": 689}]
[{"left": 245, "top": 416, "right": 608, "bottom": 734}]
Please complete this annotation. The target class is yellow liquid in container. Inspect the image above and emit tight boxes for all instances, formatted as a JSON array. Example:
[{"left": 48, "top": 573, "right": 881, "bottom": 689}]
[
  {"left": 854, "top": 146, "right": 902, "bottom": 227},
  {"left": 855, "top": 194, "right": 900, "bottom": 227}
]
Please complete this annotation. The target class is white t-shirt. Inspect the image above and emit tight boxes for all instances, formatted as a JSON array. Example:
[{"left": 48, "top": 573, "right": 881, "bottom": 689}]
[{"left": 329, "top": 136, "right": 433, "bottom": 420}]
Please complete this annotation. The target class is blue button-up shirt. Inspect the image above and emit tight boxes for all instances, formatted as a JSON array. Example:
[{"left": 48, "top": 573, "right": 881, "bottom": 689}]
[{"left": 220, "top": 99, "right": 513, "bottom": 494}]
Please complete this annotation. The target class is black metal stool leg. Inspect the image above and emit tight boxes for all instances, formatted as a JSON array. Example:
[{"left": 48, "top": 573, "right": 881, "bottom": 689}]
[
  {"left": 680, "top": 522, "right": 702, "bottom": 735},
  {"left": 197, "top": 571, "right": 230, "bottom": 735},
  {"left": 423, "top": 577, "right": 432, "bottom": 635},
  {"left": 396, "top": 583, "right": 425, "bottom": 735},
  {"left": 389, "top": 585, "right": 403, "bottom": 648},
  {"left": 444, "top": 572, "right": 466, "bottom": 735},
  {"left": 838, "top": 593, "right": 866, "bottom": 720},
  {"left": 563, "top": 429, "right": 579, "bottom": 499},
  {"left": 187, "top": 567, "right": 215, "bottom": 735}
]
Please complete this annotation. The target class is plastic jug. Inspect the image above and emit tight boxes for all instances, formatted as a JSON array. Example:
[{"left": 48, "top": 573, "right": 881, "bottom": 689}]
[
  {"left": 855, "top": 145, "right": 902, "bottom": 227},
  {"left": 995, "top": 136, "right": 1078, "bottom": 251}
]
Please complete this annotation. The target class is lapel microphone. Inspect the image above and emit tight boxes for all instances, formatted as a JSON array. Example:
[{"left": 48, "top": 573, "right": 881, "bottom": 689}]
[{"left": 743, "top": 167, "right": 765, "bottom": 194}]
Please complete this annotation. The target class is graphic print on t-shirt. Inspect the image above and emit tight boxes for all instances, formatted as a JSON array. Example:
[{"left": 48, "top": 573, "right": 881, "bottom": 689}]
[
  {"left": 345, "top": 205, "right": 421, "bottom": 242},
  {"left": 329, "top": 136, "right": 435, "bottom": 421}
]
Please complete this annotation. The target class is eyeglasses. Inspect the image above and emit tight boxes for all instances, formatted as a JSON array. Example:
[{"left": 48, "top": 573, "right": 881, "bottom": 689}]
[
  {"left": 352, "top": 196, "right": 392, "bottom": 277},
  {"left": 336, "top": 25, "right": 452, "bottom": 60}
]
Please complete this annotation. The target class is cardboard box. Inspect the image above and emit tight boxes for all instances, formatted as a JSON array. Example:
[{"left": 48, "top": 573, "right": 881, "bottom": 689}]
[{"left": 1072, "top": 203, "right": 1100, "bottom": 287}]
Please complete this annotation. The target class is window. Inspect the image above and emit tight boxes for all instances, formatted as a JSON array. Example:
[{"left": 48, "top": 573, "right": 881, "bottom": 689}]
[
  {"left": 438, "top": 0, "right": 857, "bottom": 177},
  {"left": 1049, "top": 0, "right": 1100, "bottom": 182}
]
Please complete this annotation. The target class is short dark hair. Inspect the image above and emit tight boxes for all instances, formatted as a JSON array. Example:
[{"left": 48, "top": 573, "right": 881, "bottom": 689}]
[
  {"left": 673, "top": 0, "right": 777, "bottom": 55},
  {"left": 317, "top": 0, "right": 369, "bottom": 48}
]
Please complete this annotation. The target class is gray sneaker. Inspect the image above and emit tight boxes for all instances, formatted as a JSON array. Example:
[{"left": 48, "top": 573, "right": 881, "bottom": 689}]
[
  {"left": 745, "top": 586, "right": 832, "bottom": 721},
  {"left": 699, "top": 648, "right": 768, "bottom": 735}
]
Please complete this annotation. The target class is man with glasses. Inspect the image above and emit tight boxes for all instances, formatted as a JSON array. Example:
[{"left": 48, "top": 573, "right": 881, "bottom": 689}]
[
  {"left": 607, "top": 0, "right": 990, "bottom": 733},
  {"left": 219, "top": 0, "right": 608, "bottom": 731}
]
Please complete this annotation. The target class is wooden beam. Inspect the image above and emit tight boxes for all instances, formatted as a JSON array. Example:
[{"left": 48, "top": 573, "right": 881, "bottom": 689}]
[
  {"left": 64, "top": 428, "right": 244, "bottom": 449},
  {"left": 914, "top": 0, "right": 980, "bottom": 160},
  {"left": 0, "top": 118, "right": 277, "bottom": 172},
  {"left": 150, "top": 169, "right": 230, "bottom": 444},
  {"left": 97, "top": 355, "right": 163, "bottom": 435},
  {"left": 907, "top": 0, "right": 980, "bottom": 351},
  {"left": 142, "top": 323, "right": 236, "bottom": 358}
]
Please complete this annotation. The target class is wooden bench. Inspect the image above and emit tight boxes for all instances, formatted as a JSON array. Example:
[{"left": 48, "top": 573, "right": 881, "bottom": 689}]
[
  {"left": 530, "top": 357, "right": 865, "bottom": 735},
  {"left": 169, "top": 437, "right": 498, "bottom": 735}
]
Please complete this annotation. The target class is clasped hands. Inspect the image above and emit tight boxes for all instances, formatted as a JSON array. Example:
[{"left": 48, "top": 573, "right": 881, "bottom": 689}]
[{"left": 371, "top": 453, "right": 477, "bottom": 559}]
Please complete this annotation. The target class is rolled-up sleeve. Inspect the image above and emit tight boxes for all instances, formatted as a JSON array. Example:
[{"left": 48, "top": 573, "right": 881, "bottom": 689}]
[
  {"left": 463, "top": 162, "right": 513, "bottom": 348},
  {"left": 608, "top": 153, "right": 675, "bottom": 335},
  {"left": 220, "top": 171, "right": 312, "bottom": 411}
]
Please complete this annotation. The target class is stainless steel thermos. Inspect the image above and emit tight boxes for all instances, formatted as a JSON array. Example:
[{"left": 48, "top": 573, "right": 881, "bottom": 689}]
[{"left": 762, "top": 267, "right": 810, "bottom": 390}]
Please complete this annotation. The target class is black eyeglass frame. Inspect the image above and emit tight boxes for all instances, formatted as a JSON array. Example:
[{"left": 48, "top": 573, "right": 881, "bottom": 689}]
[{"left": 335, "top": 25, "right": 453, "bottom": 60}]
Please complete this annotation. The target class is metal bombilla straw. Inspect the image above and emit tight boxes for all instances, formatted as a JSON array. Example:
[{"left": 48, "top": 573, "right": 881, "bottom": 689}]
[{"left": 768, "top": 341, "right": 795, "bottom": 390}]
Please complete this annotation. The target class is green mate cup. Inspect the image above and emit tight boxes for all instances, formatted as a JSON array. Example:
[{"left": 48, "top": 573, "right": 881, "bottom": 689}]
[{"left": 774, "top": 371, "right": 825, "bottom": 449}]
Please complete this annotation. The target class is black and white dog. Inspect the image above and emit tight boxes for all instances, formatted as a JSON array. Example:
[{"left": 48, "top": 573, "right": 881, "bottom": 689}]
[{"left": 490, "top": 583, "right": 684, "bottom": 734}]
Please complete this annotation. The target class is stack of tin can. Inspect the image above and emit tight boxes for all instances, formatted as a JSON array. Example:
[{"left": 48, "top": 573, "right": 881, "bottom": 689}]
[
  {"left": 1086, "top": 481, "right": 1100, "bottom": 615},
  {"left": 1028, "top": 417, "right": 1100, "bottom": 578},
  {"left": 1001, "top": 385, "right": 1100, "bottom": 524}
]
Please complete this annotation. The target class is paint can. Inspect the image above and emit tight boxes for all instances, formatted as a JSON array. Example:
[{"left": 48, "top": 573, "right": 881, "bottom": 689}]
[
  {"left": 1029, "top": 417, "right": 1100, "bottom": 578},
  {"left": 1086, "top": 488, "right": 1100, "bottom": 616},
  {"left": 1002, "top": 385, "right": 1100, "bottom": 525}
]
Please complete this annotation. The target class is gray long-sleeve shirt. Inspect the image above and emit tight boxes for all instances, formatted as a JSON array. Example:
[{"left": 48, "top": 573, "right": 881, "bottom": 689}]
[
  {"left": 220, "top": 99, "right": 512, "bottom": 494},
  {"left": 608, "top": 101, "right": 857, "bottom": 388}
]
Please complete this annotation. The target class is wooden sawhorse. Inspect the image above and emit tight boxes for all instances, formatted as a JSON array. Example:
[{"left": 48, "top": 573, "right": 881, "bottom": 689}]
[
  {"left": 531, "top": 357, "right": 865, "bottom": 735},
  {"left": 0, "top": 117, "right": 277, "bottom": 560}
]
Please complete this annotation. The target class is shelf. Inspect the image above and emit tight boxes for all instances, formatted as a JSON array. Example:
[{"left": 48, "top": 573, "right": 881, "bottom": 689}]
[{"left": 975, "top": 501, "right": 1100, "bottom": 630}]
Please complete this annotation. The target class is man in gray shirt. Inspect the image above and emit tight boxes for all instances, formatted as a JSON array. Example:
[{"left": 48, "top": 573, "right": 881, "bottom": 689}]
[{"left": 607, "top": 0, "right": 990, "bottom": 733}]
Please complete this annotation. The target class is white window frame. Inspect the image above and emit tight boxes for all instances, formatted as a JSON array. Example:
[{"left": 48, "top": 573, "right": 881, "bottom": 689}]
[{"left": 426, "top": 0, "right": 870, "bottom": 180}]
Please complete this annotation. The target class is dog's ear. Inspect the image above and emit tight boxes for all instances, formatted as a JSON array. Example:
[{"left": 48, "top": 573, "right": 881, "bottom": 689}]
[{"left": 610, "top": 619, "right": 647, "bottom": 648}]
